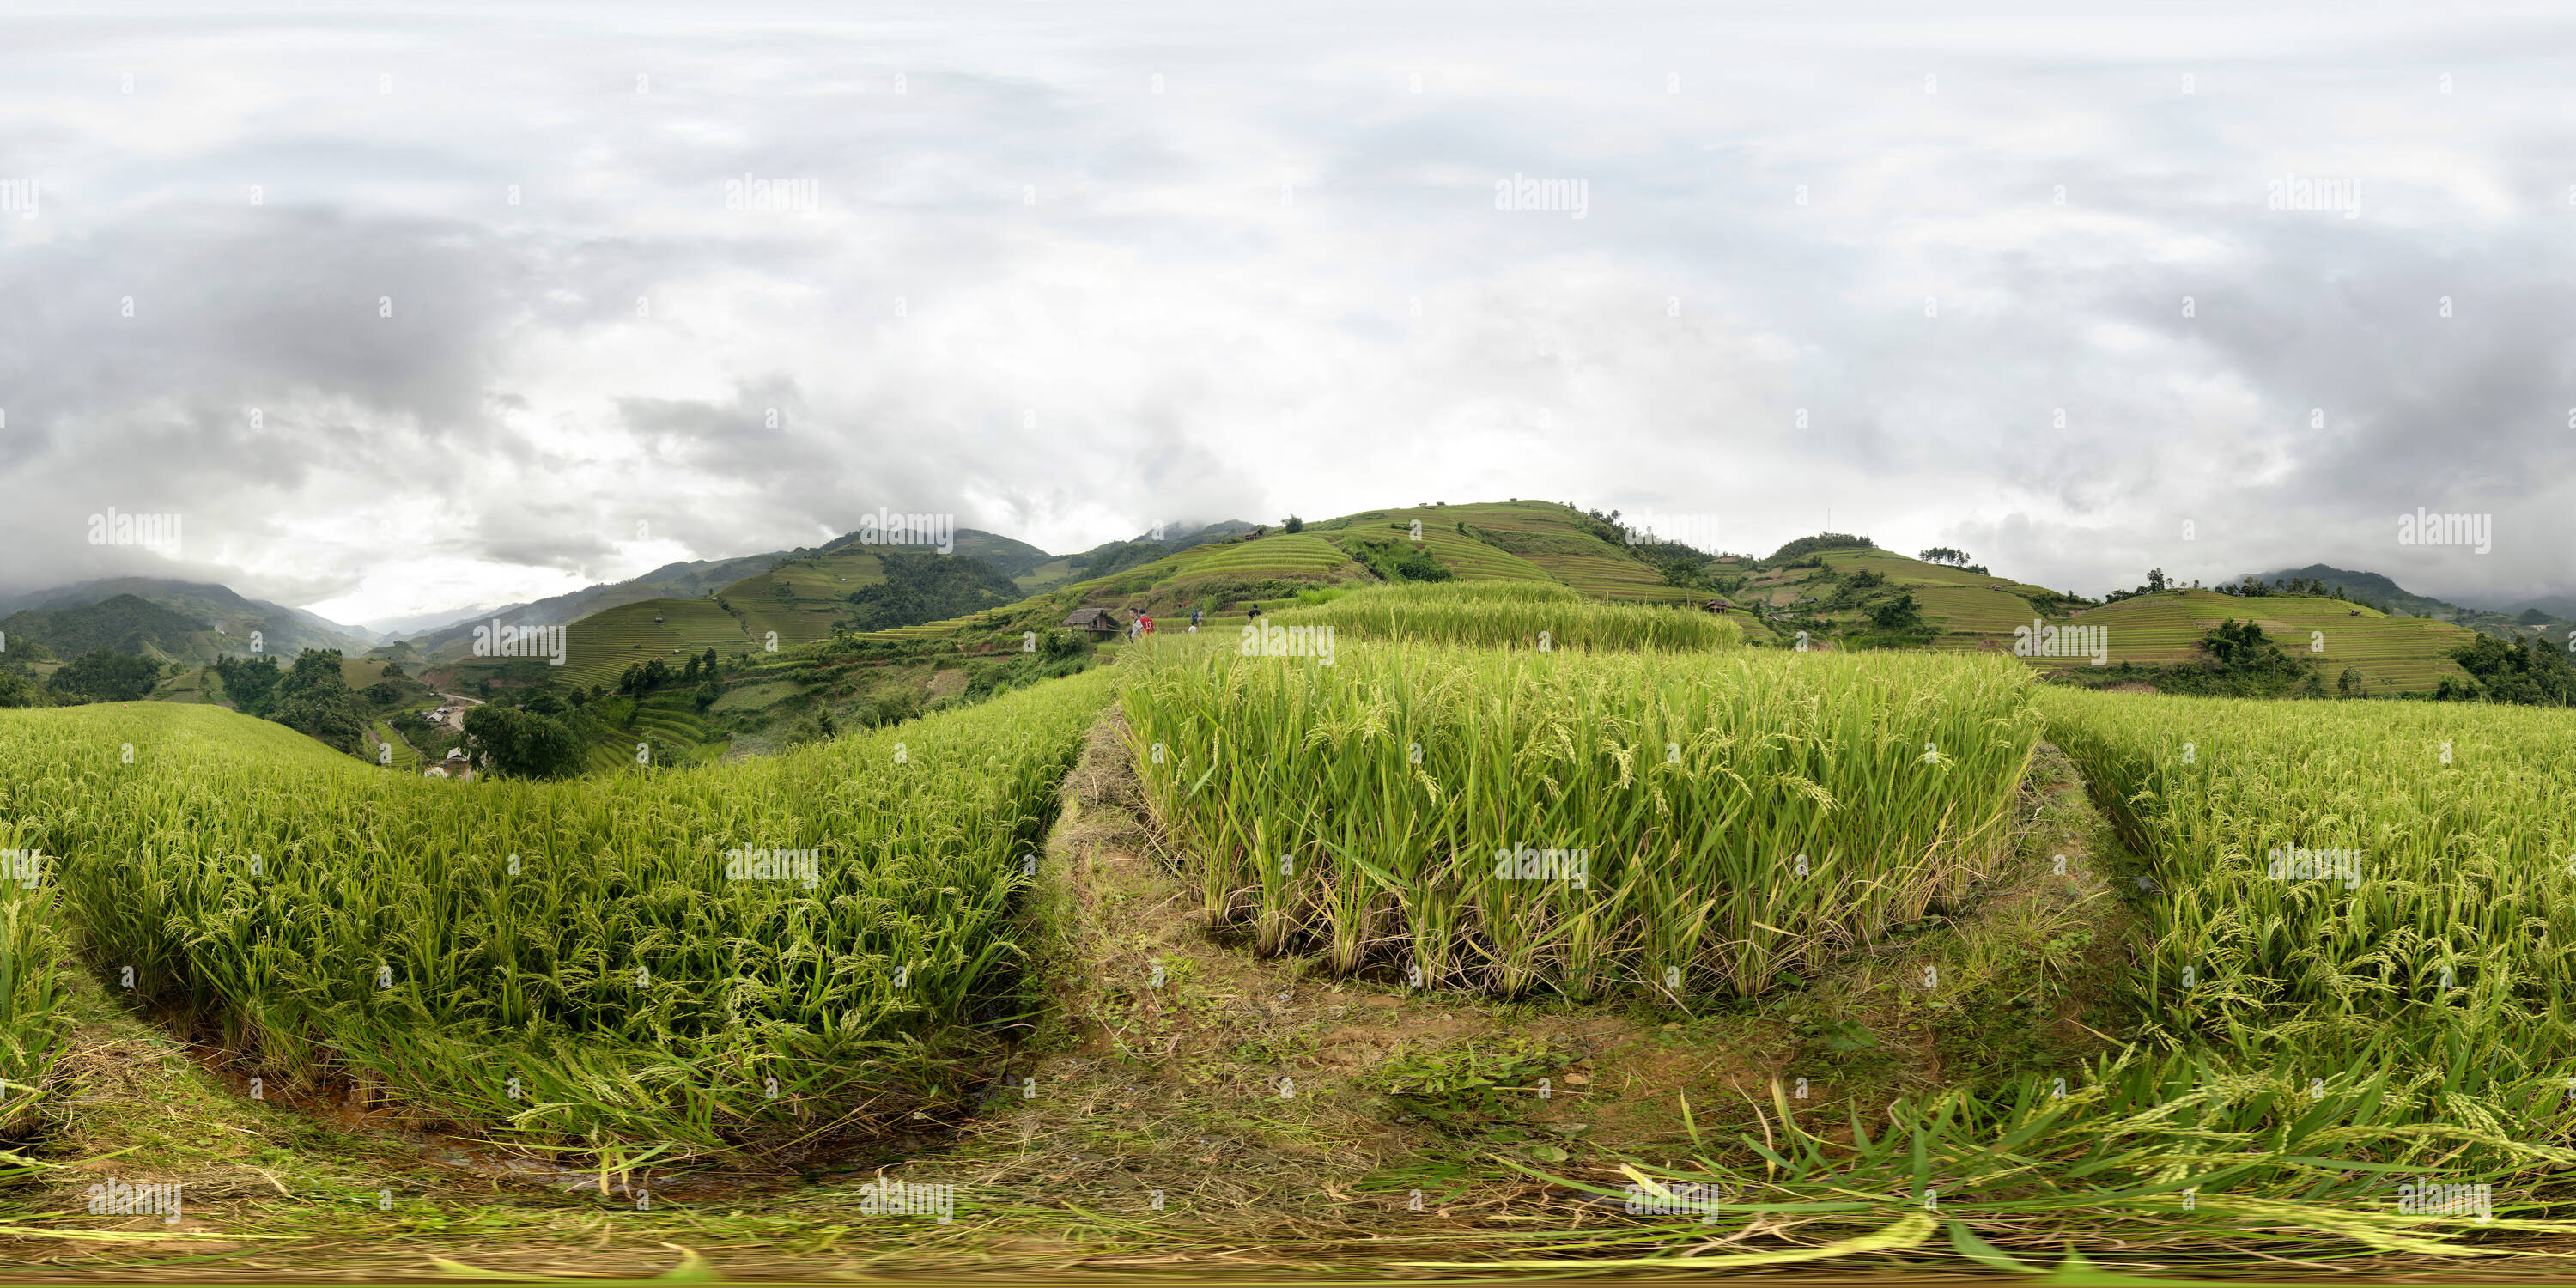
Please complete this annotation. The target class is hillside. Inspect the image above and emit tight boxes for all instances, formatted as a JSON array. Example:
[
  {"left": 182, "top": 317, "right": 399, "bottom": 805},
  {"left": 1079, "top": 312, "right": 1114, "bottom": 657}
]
[
  {"left": 0, "top": 594, "right": 212, "bottom": 663},
  {"left": 2248, "top": 563, "right": 2573, "bottom": 646},
  {"left": 0, "top": 578, "right": 372, "bottom": 659}
]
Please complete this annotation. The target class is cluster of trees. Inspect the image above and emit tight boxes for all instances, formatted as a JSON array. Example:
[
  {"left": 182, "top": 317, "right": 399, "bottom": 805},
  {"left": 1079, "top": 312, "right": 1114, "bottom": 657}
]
[
  {"left": 2437, "top": 633, "right": 2576, "bottom": 705},
  {"left": 461, "top": 702, "right": 585, "bottom": 779},
  {"left": 0, "top": 647, "right": 167, "bottom": 707},
  {"left": 1916, "top": 547, "right": 1990, "bottom": 574},
  {"left": 1351, "top": 537, "right": 1453, "bottom": 583},
  {"left": 216, "top": 649, "right": 369, "bottom": 754},
  {"left": 841, "top": 550, "right": 1025, "bottom": 633},
  {"left": 49, "top": 650, "right": 165, "bottom": 702},
  {"left": 618, "top": 647, "right": 721, "bottom": 697},
  {"left": 2215, "top": 574, "right": 2344, "bottom": 599},
  {"left": 1767, "top": 532, "right": 1876, "bottom": 563}
]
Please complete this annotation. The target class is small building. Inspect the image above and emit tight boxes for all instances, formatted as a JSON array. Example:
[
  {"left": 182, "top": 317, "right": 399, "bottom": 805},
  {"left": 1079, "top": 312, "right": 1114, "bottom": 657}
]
[
  {"left": 1062, "top": 606, "right": 1126, "bottom": 636},
  {"left": 1703, "top": 598, "right": 1734, "bottom": 613}
]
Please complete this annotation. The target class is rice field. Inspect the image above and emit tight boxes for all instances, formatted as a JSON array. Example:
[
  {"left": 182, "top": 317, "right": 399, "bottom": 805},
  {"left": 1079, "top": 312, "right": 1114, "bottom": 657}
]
[
  {"left": 2037, "top": 685, "right": 2576, "bottom": 1071},
  {"left": 0, "top": 666, "right": 1118, "bottom": 1161},
  {"left": 552, "top": 598, "right": 759, "bottom": 690},
  {"left": 1121, "top": 641, "right": 2040, "bottom": 996},
  {"left": 1268, "top": 580, "right": 1739, "bottom": 652},
  {"left": 2063, "top": 591, "right": 2479, "bottom": 691},
  {"left": 0, "top": 879, "right": 66, "bottom": 1139}
]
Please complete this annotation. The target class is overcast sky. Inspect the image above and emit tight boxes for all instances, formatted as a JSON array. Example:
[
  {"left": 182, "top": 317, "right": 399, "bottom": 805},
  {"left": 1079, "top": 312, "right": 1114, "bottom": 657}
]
[{"left": 5, "top": 0, "right": 2574, "bottom": 627}]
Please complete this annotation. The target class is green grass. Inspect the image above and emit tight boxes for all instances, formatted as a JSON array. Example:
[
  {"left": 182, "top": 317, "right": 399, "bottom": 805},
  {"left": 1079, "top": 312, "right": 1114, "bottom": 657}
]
[
  {"left": 0, "top": 667, "right": 1118, "bottom": 1163},
  {"left": 1269, "top": 580, "right": 1740, "bottom": 651},
  {"left": 1122, "top": 642, "right": 2039, "bottom": 997}
]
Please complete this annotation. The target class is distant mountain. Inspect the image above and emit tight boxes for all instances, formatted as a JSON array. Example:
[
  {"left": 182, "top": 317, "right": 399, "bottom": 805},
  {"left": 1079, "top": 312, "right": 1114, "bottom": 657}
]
[
  {"left": 0, "top": 578, "right": 373, "bottom": 659},
  {"left": 362, "top": 603, "right": 519, "bottom": 638},
  {"left": 2245, "top": 566, "right": 2451, "bottom": 617},
  {"left": 2, "top": 593, "right": 215, "bottom": 663},
  {"left": 2247, "top": 564, "right": 2571, "bottom": 642},
  {"left": 1144, "top": 519, "right": 1256, "bottom": 552},
  {"left": 398, "top": 553, "right": 785, "bottom": 659}
]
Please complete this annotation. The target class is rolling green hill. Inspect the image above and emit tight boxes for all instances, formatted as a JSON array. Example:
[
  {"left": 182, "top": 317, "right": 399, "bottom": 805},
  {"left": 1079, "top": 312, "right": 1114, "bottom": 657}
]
[{"left": 0, "top": 593, "right": 211, "bottom": 663}]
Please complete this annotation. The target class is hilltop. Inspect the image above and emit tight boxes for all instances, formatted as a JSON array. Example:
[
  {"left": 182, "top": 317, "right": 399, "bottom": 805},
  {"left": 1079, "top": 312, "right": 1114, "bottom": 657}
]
[{"left": 0, "top": 578, "right": 372, "bottom": 661}]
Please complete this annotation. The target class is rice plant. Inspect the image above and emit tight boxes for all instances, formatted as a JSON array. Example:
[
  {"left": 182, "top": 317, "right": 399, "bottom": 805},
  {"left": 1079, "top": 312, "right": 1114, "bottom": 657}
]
[
  {"left": 1268, "top": 580, "right": 1741, "bottom": 652},
  {"left": 2036, "top": 686, "right": 2576, "bottom": 1076},
  {"left": 0, "top": 665, "right": 1119, "bottom": 1162},
  {"left": 0, "top": 877, "right": 66, "bottom": 1139},
  {"left": 1121, "top": 642, "right": 2039, "bottom": 996}
]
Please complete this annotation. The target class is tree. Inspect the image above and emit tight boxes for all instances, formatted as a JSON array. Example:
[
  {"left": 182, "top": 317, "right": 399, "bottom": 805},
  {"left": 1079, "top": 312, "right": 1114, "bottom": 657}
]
[
  {"left": 49, "top": 649, "right": 163, "bottom": 703},
  {"left": 1919, "top": 547, "right": 1971, "bottom": 567},
  {"left": 694, "top": 681, "right": 719, "bottom": 713},
  {"left": 265, "top": 649, "right": 368, "bottom": 755},
  {"left": 462, "top": 704, "right": 585, "bottom": 778},
  {"left": 0, "top": 667, "right": 47, "bottom": 708},
  {"left": 2147, "top": 568, "right": 2167, "bottom": 592},
  {"left": 1284, "top": 515, "right": 1305, "bottom": 533},
  {"left": 1867, "top": 592, "right": 1925, "bottom": 631}
]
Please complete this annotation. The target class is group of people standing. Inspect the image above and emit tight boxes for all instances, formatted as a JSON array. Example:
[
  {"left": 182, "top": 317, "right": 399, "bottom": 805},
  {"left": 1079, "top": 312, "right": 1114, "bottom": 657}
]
[{"left": 1124, "top": 607, "right": 1207, "bottom": 641}]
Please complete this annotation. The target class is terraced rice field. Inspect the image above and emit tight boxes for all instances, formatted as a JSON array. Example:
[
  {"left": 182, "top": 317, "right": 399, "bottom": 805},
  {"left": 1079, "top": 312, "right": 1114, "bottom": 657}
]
[
  {"left": 1316, "top": 515, "right": 1564, "bottom": 584},
  {"left": 1167, "top": 533, "right": 1353, "bottom": 579},
  {"left": 555, "top": 598, "right": 758, "bottom": 690},
  {"left": 1125, "top": 641, "right": 2038, "bottom": 997},
  {"left": 1269, "top": 580, "right": 1738, "bottom": 651},
  {"left": 0, "top": 667, "right": 1118, "bottom": 1160},
  {"left": 2063, "top": 591, "right": 2478, "bottom": 691},
  {"left": 1377, "top": 501, "right": 1700, "bottom": 602}
]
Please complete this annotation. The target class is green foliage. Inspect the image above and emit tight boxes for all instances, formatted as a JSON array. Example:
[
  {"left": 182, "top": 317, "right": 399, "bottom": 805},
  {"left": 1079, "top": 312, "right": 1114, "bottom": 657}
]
[
  {"left": 1919, "top": 546, "right": 1971, "bottom": 566},
  {"left": 841, "top": 550, "right": 1026, "bottom": 632},
  {"left": 1, "top": 670, "right": 1115, "bottom": 1161},
  {"left": 0, "top": 593, "right": 207, "bottom": 662},
  {"left": 0, "top": 884, "right": 67, "bottom": 1136},
  {"left": 48, "top": 649, "right": 164, "bottom": 703},
  {"left": 1866, "top": 591, "right": 1925, "bottom": 631},
  {"left": 1284, "top": 515, "right": 1304, "bottom": 533},
  {"left": 1349, "top": 537, "right": 1455, "bottom": 583},
  {"left": 264, "top": 649, "right": 367, "bottom": 755},
  {"left": 2443, "top": 632, "right": 2576, "bottom": 705},
  {"left": 0, "top": 669, "right": 41, "bottom": 709},
  {"left": 1125, "top": 644, "right": 2036, "bottom": 995},
  {"left": 1767, "top": 532, "right": 1876, "bottom": 562},
  {"left": 461, "top": 702, "right": 585, "bottom": 779},
  {"left": 213, "top": 654, "right": 283, "bottom": 714},
  {"left": 1273, "top": 580, "right": 1737, "bottom": 651}
]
